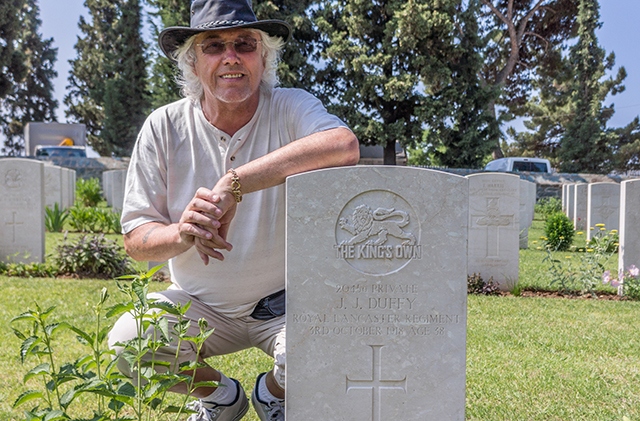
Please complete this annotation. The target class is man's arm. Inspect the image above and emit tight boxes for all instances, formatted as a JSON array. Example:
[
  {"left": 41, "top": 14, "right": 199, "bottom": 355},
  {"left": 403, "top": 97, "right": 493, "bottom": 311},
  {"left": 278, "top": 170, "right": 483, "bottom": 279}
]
[
  {"left": 124, "top": 127, "right": 359, "bottom": 263},
  {"left": 191, "top": 127, "right": 359, "bottom": 263}
]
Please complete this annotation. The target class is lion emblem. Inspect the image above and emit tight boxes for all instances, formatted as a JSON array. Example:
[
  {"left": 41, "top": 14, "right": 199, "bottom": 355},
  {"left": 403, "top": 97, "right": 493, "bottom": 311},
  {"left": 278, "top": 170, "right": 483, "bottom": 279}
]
[{"left": 339, "top": 205, "right": 416, "bottom": 246}]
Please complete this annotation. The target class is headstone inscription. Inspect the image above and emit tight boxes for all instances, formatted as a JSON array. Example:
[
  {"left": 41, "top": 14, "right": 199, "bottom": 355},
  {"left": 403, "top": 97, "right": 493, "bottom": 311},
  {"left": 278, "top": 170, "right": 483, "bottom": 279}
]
[
  {"left": 619, "top": 179, "right": 640, "bottom": 275},
  {"left": 467, "top": 172, "right": 520, "bottom": 291},
  {"left": 573, "top": 183, "right": 588, "bottom": 231},
  {"left": 286, "top": 166, "right": 468, "bottom": 421},
  {"left": 0, "top": 158, "right": 45, "bottom": 263},
  {"left": 587, "top": 182, "right": 620, "bottom": 241}
]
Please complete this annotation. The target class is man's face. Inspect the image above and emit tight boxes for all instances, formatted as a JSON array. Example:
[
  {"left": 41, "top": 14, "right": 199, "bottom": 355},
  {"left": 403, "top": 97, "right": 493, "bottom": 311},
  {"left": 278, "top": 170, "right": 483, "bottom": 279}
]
[{"left": 193, "top": 29, "right": 265, "bottom": 106}]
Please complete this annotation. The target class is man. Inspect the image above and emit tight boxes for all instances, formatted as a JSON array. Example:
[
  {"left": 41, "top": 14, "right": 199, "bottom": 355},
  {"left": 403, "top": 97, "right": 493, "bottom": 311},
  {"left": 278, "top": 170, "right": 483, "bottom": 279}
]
[{"left": 107, "top": 0, "right": 359, "bottom": 420}]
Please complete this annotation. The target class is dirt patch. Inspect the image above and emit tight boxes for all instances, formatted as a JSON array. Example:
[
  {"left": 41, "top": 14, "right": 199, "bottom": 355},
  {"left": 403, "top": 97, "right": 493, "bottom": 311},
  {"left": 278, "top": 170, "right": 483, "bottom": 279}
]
[{"left": 498, "top": 289, "right": 626, "bottom": 301}]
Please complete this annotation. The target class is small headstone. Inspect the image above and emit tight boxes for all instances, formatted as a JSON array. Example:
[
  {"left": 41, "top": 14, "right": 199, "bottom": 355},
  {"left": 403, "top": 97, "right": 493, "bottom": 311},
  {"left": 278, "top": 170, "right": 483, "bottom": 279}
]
[
  {"left": 519, "top": 179, "right": 536, "bottom": 249},
  {"left": 573, "top": 183, "right": 588, "bottom": 231},
  {"left": 587, "top": 182, "right": 620, "bottom": 241},
  {"left": 44, "top": 164, "right": 64, "bottom": 209},
  {"left": 566, "top": 184, "right": 576, "bottom": 221},
  {"left": 619, "top": 179, "right": 640, "bottom": 274},
  {"left": 286, "top": 166, "right": 468, "bottom": 421},
  {"left": 467, "top": 173, "right": 520, "bottom": 291},
  {"left": 0, "top": 158, "right": 45, "bottom": 263}
]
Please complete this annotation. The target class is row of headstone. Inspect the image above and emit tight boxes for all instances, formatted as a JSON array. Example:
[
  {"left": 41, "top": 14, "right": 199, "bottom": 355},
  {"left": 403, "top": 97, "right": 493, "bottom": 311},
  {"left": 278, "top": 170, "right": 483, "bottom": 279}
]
[
  {"left": 285, "top": 166, "right": 536, "bottom": 420},
  {"left": 45, "top": 163, "right": 76, "bottom": 210},
  {"left": 562, "top": 180, "right": 640, "bottom": 281},
  {"left": 102, "top": 169, "right": 127, "bottom": 212}
]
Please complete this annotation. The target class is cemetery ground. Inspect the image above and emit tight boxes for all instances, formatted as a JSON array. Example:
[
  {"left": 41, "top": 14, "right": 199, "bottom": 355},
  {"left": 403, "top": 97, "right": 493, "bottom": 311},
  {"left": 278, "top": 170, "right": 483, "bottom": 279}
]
[{"left": 1, "top": 219, "right": 639, "bottom": 420}]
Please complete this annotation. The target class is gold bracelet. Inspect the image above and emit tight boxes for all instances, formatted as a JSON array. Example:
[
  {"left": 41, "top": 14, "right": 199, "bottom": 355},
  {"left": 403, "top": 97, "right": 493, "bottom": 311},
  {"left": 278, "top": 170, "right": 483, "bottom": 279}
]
[{"left": 227, "top": 168, "right": 242, "bottom": 203}]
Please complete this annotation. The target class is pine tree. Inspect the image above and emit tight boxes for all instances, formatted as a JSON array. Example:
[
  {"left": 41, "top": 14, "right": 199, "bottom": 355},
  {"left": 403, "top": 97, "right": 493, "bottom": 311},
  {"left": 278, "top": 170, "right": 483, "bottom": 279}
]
[
  {"left": 145, "top": 0, "right": 191, "bottom": 109},
  {"left": 65, "top": 0, "right": 148, "bottom": 156},
  {"left": 101, "top": 0, "right": 149, "bottom": 156},
  {"left": 0, "top": 0, "right": 26, "bottom": 101},
  {"left": 426, "top": 0, "right": 499, "bottom": 168},
  {"left": 558, "top": 0, "right": 625, "bottom": 173},
  {"left": 1, "top": 0, "right": 58, "bottom": 156},
  {"left": 314, "top": 0, "right": 459, "bottom": 165}
]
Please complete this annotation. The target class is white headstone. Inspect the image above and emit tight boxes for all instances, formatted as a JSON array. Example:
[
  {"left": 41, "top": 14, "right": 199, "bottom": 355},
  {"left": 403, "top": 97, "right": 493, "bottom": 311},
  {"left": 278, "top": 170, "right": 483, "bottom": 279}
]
[
  {"left": 573, "top": 183, "right": 588, "bottom": 231},
  {"left": 519, "top": 179, "right": 536, "bottom": 249},
  {"left": 587, "top": 182, "right": 620, "bottom": 241},
  {"left": 467, "top": 173, "right": 520, "bottom": 291},
  {"left": 566, "top": 184, "right": 576, "bottom": 222},
  {"left": 0, "top": 158, "right": 45, "bottom": 263},
  {"left": 562, "top": 184, "right": 568, "bottom": 214},
  {"left": 286, "top": 166, "right": 468, "bottom": 421},
  {"left": 619, "top": 179, "right": 640, "bottom": 273},
  {"left": 44, "top": 164, "right": 64, "bottom": 209}
]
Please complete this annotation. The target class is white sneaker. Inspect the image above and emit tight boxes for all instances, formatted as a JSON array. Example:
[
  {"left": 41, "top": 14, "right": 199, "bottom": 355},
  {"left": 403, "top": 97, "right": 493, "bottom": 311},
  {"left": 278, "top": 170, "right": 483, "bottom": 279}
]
[
  {"left": 186, "top": 378, "right": 249, "bottom": 421},
  {"left": 251, "top": 372, "right": 284, "bottom": 421}
]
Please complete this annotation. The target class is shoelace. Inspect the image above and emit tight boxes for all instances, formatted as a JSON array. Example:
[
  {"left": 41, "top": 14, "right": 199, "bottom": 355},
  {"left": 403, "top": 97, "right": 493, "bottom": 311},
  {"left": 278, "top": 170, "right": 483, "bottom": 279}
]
[{"left": 266, "top": 400, "right": 284, "bottom": 421}]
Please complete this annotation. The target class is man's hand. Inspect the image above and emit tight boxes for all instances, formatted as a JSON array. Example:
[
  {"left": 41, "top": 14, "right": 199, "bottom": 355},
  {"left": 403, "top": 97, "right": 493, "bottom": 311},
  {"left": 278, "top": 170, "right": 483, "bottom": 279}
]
[{"left": 187, "top": 175, "right": 239, "bottom": 265}]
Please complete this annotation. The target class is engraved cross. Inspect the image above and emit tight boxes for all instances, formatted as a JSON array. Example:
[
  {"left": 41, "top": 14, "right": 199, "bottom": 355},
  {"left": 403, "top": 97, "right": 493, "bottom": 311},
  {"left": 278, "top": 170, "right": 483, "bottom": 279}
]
[
  {"left": 6, "top": 211, "right": 23, "bottom": 243},
  {"left": 472, "top": 197, "right": 514, "bottom": 257},
  {"left": 346, "top": 344, "right": 407, "bottom": 421}
]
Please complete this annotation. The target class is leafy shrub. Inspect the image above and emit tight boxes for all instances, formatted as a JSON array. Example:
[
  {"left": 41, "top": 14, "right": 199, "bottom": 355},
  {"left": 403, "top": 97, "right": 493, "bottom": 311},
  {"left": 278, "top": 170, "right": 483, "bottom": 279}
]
[
  {"left": 467, "top": 273, "right": 500, "bottom": 295},
  {"left": 76, "top": 177, "right": 103, "bottom": 207},
  {"left": 53, "top": 234, "right": 134, "bottom": 278},
  {"left": 68, "top": 206, "right": 121, "bottom": 234},
  {"left": 1, "top": 261, "right": 57, "bottom": 277},
  {"left": 535, "top": 197, "right": 562, "bottom": 219},
  {"left": 45, "top": 203, "right": 69, "bottom": 232},
  {"left": 544, "top": 212, "right": 575, "bottom": 251}
]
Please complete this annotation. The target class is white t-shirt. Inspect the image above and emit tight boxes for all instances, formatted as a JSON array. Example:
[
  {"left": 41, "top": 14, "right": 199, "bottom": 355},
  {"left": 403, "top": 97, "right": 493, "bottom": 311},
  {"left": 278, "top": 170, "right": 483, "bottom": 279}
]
[{"left": 121, "top": 87, "right": 349, "bottom": 317}]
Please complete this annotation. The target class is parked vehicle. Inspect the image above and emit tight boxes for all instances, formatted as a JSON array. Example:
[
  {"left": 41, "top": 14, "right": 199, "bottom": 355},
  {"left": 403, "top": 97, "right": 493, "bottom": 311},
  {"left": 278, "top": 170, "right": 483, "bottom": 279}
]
[
  {"left": 34, "top": 145, "right": 87, "bottom": 158},
  {"left": 484, "top": 157, "right": 552, "bottom": 173}
]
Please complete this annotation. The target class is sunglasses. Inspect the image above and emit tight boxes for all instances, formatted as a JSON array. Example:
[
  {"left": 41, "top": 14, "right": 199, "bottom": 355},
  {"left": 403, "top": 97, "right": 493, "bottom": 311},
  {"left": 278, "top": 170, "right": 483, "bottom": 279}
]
[{"left": 197, "top": 37, "right": 261, "bottom": 55}]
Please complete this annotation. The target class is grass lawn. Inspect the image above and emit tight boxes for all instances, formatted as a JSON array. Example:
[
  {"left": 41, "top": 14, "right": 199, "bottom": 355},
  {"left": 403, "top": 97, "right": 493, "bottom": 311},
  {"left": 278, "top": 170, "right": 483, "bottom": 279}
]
[{"left": 1, "top": 217, "right": 638, "bottom": 420}]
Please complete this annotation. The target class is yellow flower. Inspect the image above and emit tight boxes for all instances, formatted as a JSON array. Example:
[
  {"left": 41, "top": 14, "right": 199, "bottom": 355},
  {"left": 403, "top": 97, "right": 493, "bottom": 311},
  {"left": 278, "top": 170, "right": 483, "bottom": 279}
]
[
  {"left": 565, "top": 256, "right": 572, "bottom": 259},
  {"left": 600, "top": 227, "right": 606, "bottom": 231},
  {"left": 532, "top": 240, "right": 538, "bottom": 244},
  {"left": 610, "top": 229, "right": 618, "bottom": 234},
  {"left": 536, "top": 246, "right": 542, "bottom": 250},
  {"left": 586, "top": 248, "right": 594, "bottom": 253},
  {"left": 577, "top": 231, "right": 584, "bottom": 235},
  {"left": 595, "top": 223, "right": 606, "bottom": 227}
]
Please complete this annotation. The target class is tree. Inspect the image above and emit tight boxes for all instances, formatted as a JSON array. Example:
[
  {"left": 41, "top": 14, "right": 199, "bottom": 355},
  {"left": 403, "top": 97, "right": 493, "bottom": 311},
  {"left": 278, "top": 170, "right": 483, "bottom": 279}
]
[
  {"left": 65, "top": 0, "right": 148, "bottom": 156},
  {"left": 426, "top": 0, "right": 500, "bottom": 168},
  {"left": 253, "top": 0, "right": 320, "bottom": 91},
  {"left": 0, "top": 0, "right": 26, "bottom": 101},
  {"left": 557, "top": 0, "right": 625, "bottom": 173},
  {"left": 1, "top": 0, "right": 58, "bottom": 156},
  {"left": 101, "top": 0, "right": 149, "bottom": 156},
  {"left": 479, "top": 0, "right": 579, "bottom": 157},
  {"left": 314, "top": 0, "right": 460, "bottom": 165},
  {"left": 145, "top": 0, "right": 190, "bottom": 109}
]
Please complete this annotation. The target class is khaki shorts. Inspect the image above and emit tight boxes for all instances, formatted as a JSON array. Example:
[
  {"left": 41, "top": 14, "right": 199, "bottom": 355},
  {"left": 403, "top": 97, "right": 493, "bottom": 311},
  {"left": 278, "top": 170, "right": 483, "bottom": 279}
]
[{"left": 108, "top": 288, "right": 286, "bottom": 388}]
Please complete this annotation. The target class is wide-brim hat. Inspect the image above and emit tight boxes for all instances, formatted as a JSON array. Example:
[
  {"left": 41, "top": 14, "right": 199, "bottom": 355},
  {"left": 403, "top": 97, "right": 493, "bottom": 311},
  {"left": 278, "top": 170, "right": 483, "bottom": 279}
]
[{"left": 159, "top": 0, "right": 291, "bottom": 60}]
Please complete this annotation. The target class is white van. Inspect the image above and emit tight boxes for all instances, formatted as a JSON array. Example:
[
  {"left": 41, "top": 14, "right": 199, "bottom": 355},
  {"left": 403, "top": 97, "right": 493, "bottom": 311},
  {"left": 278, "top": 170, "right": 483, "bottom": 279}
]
[{"left": 484, "top": 157, "right": 552, "bottom": 173}]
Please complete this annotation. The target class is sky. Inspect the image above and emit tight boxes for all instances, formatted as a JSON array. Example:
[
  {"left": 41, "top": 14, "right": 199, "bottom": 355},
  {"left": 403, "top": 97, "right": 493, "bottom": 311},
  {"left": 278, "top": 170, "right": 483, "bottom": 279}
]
[{"left": 39, "top": 1, "right": 640, "bottom": 130}]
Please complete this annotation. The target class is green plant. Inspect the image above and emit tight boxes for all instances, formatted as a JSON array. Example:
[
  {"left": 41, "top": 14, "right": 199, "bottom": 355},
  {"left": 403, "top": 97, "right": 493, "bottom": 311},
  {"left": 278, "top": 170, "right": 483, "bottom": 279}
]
[
  {"left": 0, "top": 261, "right": 57, "bottom": 278},
  {"left": 467, "top": 273, "right": 500, "bottom": 295},
  {"left": 543, "top": 212, "right": 575, "bottom": 251},
  {"left": 534, "top": 197, "right": 562, "bottom": 219},
  {"left": 75, "top": 177, "right": 103, "bottom": 207},
  {"left": 68, "top": 206, "right": 122, "bottom": 234},
  {"left": 587, "top": 225, "right": 619, "bottom": 253},
  {"left": 603, "top": 265, "right": 640, "bottom": 301},
  {"left": 44, "top": 203, "right": 69, "bottom": 232},
  {"left": 52, "top": 234, "right": 134, "bottom": 278},
  {"left": 11, "top": 266, "right": 215, "bottom": 421}
]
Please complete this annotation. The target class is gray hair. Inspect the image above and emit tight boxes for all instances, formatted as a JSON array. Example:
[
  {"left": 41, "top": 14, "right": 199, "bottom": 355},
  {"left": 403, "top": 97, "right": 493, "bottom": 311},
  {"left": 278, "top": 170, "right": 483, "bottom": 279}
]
[{"left": 172, "top": 29, "right": 284, "bottom": 102}]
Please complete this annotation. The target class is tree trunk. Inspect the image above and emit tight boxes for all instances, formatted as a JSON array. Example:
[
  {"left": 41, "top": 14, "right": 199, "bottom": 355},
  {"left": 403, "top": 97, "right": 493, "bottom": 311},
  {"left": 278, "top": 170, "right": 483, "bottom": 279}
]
[{"left": 383, "top": 139, "right": 397, "bottom": 165}]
